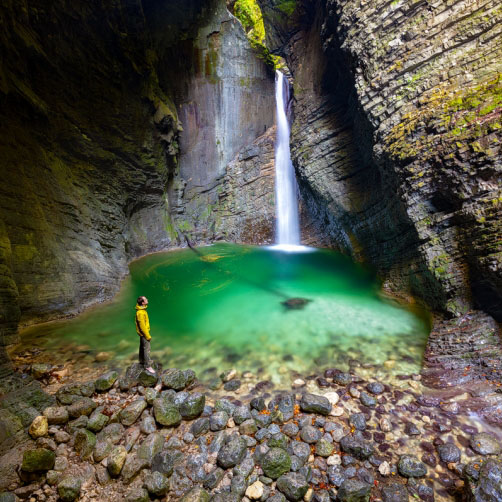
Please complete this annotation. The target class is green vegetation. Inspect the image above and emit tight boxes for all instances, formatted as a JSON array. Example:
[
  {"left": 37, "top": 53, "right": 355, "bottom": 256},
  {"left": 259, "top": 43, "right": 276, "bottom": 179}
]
[
  {"left": 276, "top": 0, "right": 297, "bottom": 16},
  {"left": 233, "top": 0, "right": 282, "bottom": 69}
]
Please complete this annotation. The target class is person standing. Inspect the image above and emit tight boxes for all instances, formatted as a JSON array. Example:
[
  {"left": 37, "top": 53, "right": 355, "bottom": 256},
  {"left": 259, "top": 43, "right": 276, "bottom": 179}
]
[{"left": 135, "top": 296, "right": 154, "bottom": 373}]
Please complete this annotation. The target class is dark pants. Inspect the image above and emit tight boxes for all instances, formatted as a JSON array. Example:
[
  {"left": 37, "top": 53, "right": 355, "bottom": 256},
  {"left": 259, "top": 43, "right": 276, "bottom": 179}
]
[{"left": 139, "top": 337, "right": 151, "bottom": 367}]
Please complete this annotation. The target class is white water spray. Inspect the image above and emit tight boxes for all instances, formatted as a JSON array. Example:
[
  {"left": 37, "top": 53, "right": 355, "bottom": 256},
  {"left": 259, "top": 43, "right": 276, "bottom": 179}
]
[{"left": 274, "top": 70, "right": 301, "bottom": 250}]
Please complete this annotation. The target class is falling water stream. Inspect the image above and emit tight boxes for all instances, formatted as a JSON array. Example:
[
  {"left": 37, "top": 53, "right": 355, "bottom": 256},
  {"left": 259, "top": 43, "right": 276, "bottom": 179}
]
[{"left": 273, "top": 71, "right": 301, "bottom": 249}]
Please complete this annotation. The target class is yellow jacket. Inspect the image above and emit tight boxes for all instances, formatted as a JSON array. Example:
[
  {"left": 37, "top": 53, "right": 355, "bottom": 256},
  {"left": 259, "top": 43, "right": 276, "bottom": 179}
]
[{"left": 135, "top": 305, "right": 151, "bottom": 340}]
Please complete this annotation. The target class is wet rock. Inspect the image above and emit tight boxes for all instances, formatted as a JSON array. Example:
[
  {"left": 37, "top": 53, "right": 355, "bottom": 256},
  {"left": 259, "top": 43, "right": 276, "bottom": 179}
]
[
  {"left": 233, "top": 405, "right": 252, "bottom": 425},
  {"left": 288, "top": 441, "right": 310, "bottom": 464},
  {"left": 300, "top": 425, "right": 322, "bottom": 444},
  {"left": 359, "top": 392, "right": 377, "bottom": 408},
  {"left": 366, "top": 382, "right": 384, "bottom": 395},
  {"left": 140, "top": 415, "right": 156, "bottom": 434},
  {"left": 300, "top": 394, "right": 331, "bottom": 415},
  {"left": 337, "top": 479, "right": 371, "bottom": 502},
  {"left": 210, "top": 411, "right": 229, "bottom": 431},
  {"left": 470, "top": 433, "right": 501, "bottom": 455},
  {"left": 398, "top": 455, "right": 427, "bottom": 478},
  {"left": 276, "top": 472, "right": 309, "bottom": 501},
  {"left": 191, "top": 417, "right": 210, "bottom": 437},
  {"left": 162, "top": 369, "right": 187, "bottom": 390},
  {"left": 464, "top": 456, "right": 502, "bottom": 501},
  {"left": 268, "top": 493, "right": 287, "bottom": 502},
  {"left": 137, "top": 370, "right": 158, "bottom": 388},
  {"left": 240, "top": 419, "right": 258, "bottom": 436},
  {"left": 261, "top": 448, "right": 292, "bottom": 479},
  {"left": 333, "top": 373, "right": 352, "bottom": 386},
  {"left": 152, "top": 449, "right": 182, "bottom": 476},
  {"left": 74, "top": 429, "right": 96, "bottom": 459},
  {"left": 340, "top": 435, "right": 374, "bottom": 460},
  {"left": 180, "top": 393, "right": 205, "bottom": 419},
  {"left": 218, "top": 437, "right": 248, "bottom": 468},
  {"left": 87, "top": 409, "right": 109, "bottom": 433},
  {"left": 28, "top": 416, "right": 48, "bottom": 438},
  {"left": 57, "top": 476, "right": 82, "bottom": 502},
  {"left": 283, "top": 423, "right": 299, "bottom": 438},
  {"left": 231, "top": 474, "right": 247, "bottom": 495},
  {"left": 179, "top": 486, "right": 210, "bottom": 502},
  {"left": 224, "top": 379, "right": 241, "bottom": 391},
  {"left": 43, "top": 406, "right": 69, "bottom": 425},
  {"left": 21, "top": 448, "right": 55, "bottom": 472},
  {"left": 98, "top": 422, "right": 124, "bottom": 444},
  {"left": 107, "top": 445, "right": 127, "bottom": 477},
  {"left": 437, "top": 443, "right": 461, "bottom": 463},
  {"left": 404, "top": 422, "right": 419, "bottom": 436},
  {"left": 67, "top": 397, "right": 97, "bottom": 418},
  {"left": 121, "top": 453, "right": 149, "bottom": 483},
  {"left": 316, "top": 439, "right": 335, "bottom": 457},
  {"left": 381, "top": 483, "right": 409, "bottom": 502},
  {"left": 203, "top": 467, "right": 224, "bottom": 489},
  {"left": 234, "top": 455, "right": 255, "bottom": 478},
  {"left": 54, "top": 456, "right": 69, "bottom": 471},
  {"left": 153, "top": 398, "right": 181, "bottom": 426},
  {"left": 95, "top": 371, "right": 118, "bottom": 392},
  {"left": 138, "top": 433, "right": 164, "bottom": 464},
  {"left": 144, "top": 471, "right": 168, "bottom": 496},
  {"left": 349, "top": 413, "right": 366, "bottom": 431}
]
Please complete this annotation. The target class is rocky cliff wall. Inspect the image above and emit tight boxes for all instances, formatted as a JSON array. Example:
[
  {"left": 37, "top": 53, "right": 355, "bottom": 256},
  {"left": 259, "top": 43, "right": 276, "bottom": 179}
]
[
  {"left": 0, "top": 0, "right": 276, "bottom": 352},
  {"left": 259, "top": 0, "right": 502, "bottom": 321}
]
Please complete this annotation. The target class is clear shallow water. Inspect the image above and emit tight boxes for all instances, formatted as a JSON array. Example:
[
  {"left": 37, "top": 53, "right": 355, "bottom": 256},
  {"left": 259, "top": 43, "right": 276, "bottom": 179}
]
[{"left": 18, "top": 244, "right": 430, "bottom": 385}]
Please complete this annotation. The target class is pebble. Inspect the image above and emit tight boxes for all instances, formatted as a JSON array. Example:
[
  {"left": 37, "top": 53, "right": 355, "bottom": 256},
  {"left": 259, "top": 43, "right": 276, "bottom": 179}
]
[
  {"left": 327, "top": 454, "right": 342, "bottom": 466},
  {"left": 379, "top": 418, "right": 392, "bottom": 432},
  {"left": 245, "top": 481, "right": 264, "bottom": 500}
]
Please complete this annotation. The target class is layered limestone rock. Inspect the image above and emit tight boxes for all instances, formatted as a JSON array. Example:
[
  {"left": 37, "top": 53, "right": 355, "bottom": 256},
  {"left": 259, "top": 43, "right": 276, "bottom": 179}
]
[
  {"left": 259, "top": 0, "right": 502, "bottom": 387},
  {"left": 259, "top": 0, "right": 502, "bottom": 318},
  {"left": 0, "top": 0, "right": 276, "bottom": 354}
]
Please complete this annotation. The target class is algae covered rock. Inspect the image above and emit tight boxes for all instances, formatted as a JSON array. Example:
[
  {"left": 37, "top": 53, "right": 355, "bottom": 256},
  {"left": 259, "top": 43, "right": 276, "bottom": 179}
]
[
  {"left": 276, "top": 472, "right": 308, "bottom": 501},
  {"left": 217, "top": 437, "right": 248, "bottom": 468},
  {"left": 337, "top": 479, "right": 371, "bottom": 502},
  {"left": 95, "top": 371, "right": 119, "bottom": 392},
  {"left": 261, "top": 447, "right": 292, "bottom": 479},
  {"left": 144, "top": 471, "right": 169, "bottom": 496},
  {"left": 107, "top": 445, "right": 127, "bottom": 477},
  {"left": 21, "top": 448, "right": 55, "bottom": 472},
  {"left": 67, "top": 398, "right": 97, "bottom": 418},
  {"left": 57, "top": 476, "right": 82, "bottom": 502},
  {"left": 153, "top": 398, "right": 182, "bottom": 426},
  {"left": 179, "top": 393, "right": 205, "bottom": 420},
  {"left": 120, "top": 399, "right": 147, "bottom": 426},
  {"left": 162, "top": 369, "right": 186, "bottom": 390},
  {"left": 74, "top": 429, "right": 96, "bottom": 459},
  {"left": 180, "top": 486, "right": 210, "bottom": 502}
]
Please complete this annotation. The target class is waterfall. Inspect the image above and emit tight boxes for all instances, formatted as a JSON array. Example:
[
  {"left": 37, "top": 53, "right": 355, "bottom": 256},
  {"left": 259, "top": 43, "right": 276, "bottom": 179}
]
[{"left": 274, "top": 70, "right": 301, "bottom": 248}]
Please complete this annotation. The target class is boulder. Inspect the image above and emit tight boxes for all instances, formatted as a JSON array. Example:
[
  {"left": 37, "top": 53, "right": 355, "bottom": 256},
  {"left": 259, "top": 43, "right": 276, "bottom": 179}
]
[
  {"left": 300, "top": 394, "right": 331, "bottom": 415},
  {"left": 21, "top": 448, "right": 55, "bottom": 472}
]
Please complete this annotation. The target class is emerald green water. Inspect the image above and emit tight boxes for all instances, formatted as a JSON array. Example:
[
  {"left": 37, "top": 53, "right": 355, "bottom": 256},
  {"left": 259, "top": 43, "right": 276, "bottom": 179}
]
[{"left": 18, "top": 244, "right": 430, "bottom": 385}]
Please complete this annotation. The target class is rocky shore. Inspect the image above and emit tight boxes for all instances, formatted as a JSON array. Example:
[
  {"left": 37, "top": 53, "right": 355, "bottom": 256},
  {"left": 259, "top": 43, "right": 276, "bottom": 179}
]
[{"left": 1, "top": 361, "right": 502, "bottom": 502}]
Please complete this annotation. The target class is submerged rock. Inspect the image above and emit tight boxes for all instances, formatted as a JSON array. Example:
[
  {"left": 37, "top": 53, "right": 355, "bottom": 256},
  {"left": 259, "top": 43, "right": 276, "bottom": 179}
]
[
  {"left": 470, "top": 433, "right": 502, "bottom": 456},
  {"left": 398, "top": 455, "right": 427, "bottom": 478}
]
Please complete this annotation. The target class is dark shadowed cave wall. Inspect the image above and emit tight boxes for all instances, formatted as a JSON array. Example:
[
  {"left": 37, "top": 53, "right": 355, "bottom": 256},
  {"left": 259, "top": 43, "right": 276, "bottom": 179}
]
[{"left": 0, "top": 0, "right": 277, "bottom": 364}]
